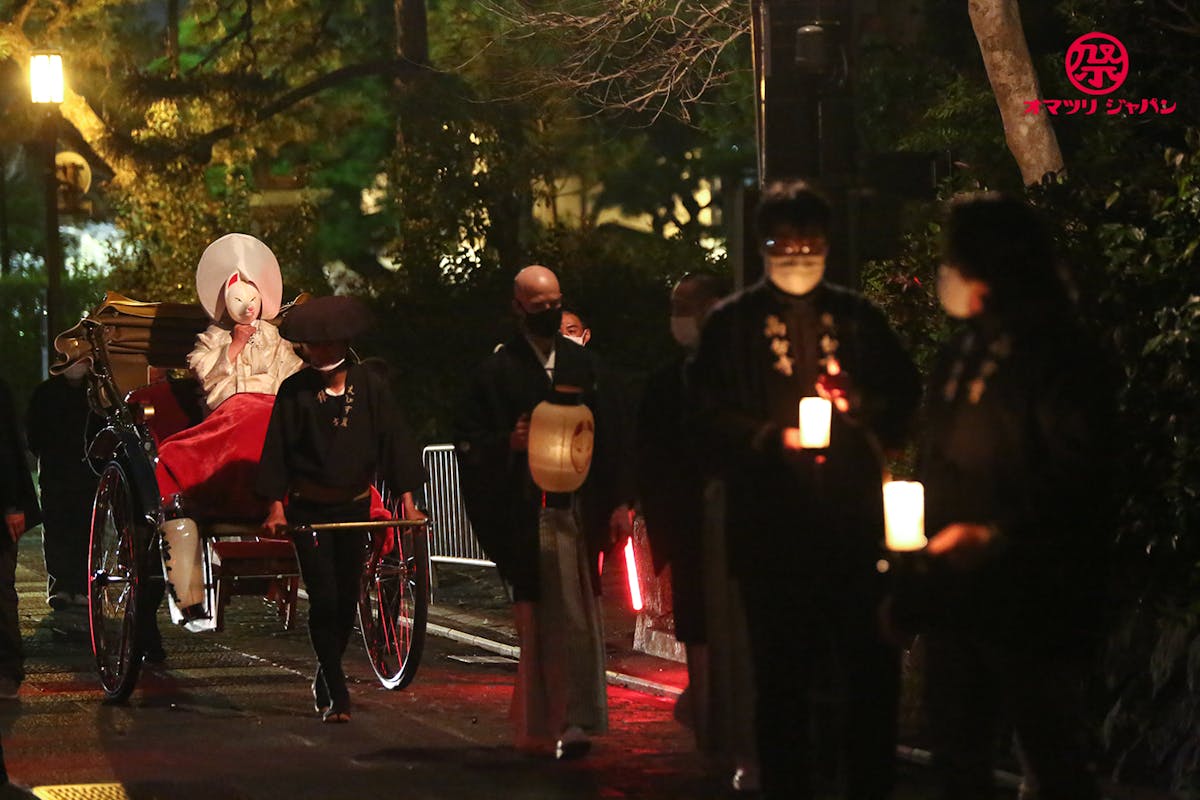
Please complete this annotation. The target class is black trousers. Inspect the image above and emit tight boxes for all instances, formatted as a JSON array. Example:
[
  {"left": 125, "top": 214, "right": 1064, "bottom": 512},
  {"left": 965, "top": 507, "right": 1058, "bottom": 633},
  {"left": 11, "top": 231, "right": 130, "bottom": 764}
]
[
  {"left": 924, "top": 634, "right": 1099, "bottom": 800},
  {"left": 289, "top": 497, "right": 370, "bottom": 706},
  {"left": 0, "top": 540, "right": 22, "bottom": 684},
  {"left": 39, "top": 478, "right": 95, "bottom": 597},
  {"left": 741, "top": 572, "right": 899, "bottom": 800}
]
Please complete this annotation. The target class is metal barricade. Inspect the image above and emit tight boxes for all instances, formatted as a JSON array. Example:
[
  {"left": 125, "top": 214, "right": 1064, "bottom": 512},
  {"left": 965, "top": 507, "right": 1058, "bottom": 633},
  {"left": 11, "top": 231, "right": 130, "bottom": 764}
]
[{"left": 421, "top": 444, "right": 495, "bottom": 567}]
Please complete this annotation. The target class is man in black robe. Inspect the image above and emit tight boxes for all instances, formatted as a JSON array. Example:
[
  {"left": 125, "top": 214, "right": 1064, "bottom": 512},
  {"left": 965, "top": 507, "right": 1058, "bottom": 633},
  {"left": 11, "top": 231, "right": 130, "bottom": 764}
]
[
  {"left": 889, "top": 193, "right": 1112, "bottom": 800},
  {"left": 455, "top": 265, "right": 630, "bottom": 759},
  {"left": 0, "top": 377, "right": 40, "bottom": 699},
  {"left": 635, "top": 273, "right": 724, "bottom": 741},
  {"left": 257, "top": 295, "right": 425, "bottom": 723},
  {"left": 26, "top": 364, "right": 101, "bottom": 609},
  {"left": 690, "top": 181, "right": 921, "bottom": 799}
]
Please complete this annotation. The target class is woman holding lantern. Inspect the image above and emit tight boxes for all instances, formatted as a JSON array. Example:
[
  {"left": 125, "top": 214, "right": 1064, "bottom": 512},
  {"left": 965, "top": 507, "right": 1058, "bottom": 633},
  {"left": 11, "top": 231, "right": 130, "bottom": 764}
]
[
  {"left": 689, "top": 181, "right": 920, "bottom": 800},
  {"left": 888, "top": 193, "right": 1115, "bottom": 800}
]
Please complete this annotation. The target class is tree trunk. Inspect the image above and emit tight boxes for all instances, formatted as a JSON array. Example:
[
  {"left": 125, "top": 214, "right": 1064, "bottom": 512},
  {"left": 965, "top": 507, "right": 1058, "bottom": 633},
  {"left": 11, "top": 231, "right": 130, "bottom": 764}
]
[
  {"left": 0, "top": 161, "right": 9, "bottom": 275},
  {"left": 167, "top": 0, "right": 181, "bottom": 76},
  {"left": 968, "top": 0, "right": 1064, "bottom": 185},
  {"left": 396, "top": 0, "right": 429, "bottom": 67}
]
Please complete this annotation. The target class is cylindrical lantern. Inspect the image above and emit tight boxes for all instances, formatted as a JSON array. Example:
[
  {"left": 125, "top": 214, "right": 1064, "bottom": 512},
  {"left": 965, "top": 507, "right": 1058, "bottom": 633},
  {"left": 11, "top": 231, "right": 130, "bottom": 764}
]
[
  {"left": 883, "top": 480, "right": 926, "bottom": 551},
  {"left": 798, "top": 396, "right": 832, "bottom": 449},
  {"left": 528, "top": 386, "right": 595, "bottom": 493}
]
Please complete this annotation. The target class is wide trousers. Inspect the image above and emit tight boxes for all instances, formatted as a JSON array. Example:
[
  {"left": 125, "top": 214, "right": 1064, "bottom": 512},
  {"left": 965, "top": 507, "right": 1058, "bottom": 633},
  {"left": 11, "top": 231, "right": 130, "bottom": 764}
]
[
  {"left": 741, "top": 570, "right": 900, "bottom": 800},
  {"left": 511, "top": 506, "right": 607, "bottom": 748}
]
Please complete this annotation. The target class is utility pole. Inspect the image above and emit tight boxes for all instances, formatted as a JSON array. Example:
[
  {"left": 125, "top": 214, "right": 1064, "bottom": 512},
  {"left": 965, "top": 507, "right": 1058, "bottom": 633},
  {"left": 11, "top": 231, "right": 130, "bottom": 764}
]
[{"left": 740, "top": 0, "right": 858, "bottom": 287}]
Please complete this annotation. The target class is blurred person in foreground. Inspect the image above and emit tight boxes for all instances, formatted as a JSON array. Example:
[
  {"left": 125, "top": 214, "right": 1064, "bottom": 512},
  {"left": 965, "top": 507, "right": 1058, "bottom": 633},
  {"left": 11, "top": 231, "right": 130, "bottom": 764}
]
[
  {"left": 887, "top": 192, "right": 1114, "bottom": 800},
  {"left": 456, "top": 265, "right": 631, "bottom": 759},
  {"left": 0, "top": 378, "right": 40, "bottom": 700},
  {"left": 689, "top": 181, "right": 921, "bottom": 799}
]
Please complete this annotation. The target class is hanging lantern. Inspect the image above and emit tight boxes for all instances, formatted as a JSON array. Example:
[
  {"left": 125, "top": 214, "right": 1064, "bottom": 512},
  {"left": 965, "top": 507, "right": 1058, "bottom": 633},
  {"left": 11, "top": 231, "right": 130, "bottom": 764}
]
[
  {"left": 883, "top": 480, "right": 927, "bottom": 551},
  {"left": 528, "top": 386, "right": 595, "bottom": 493}
]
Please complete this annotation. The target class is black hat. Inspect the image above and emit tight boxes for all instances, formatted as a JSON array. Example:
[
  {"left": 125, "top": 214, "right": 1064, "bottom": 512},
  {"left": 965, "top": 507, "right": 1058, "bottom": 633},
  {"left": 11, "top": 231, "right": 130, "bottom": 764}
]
[{"left": 279, "top": 295, "right": 373, "bottom": 343}]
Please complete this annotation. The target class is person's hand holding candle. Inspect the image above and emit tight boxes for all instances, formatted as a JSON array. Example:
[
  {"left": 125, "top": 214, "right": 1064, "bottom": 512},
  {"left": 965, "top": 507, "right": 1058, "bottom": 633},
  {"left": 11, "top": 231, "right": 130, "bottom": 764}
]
[{"left": 926, "top": 522, "right": 995, "bottom": 569}]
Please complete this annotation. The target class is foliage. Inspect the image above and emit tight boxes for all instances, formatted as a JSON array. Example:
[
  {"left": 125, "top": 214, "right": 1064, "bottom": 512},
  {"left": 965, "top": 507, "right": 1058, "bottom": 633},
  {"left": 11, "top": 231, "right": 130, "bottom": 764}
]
[
  {"left": 855, "top": 3, "right": 1200, "bottom": 792},
  {"left": 361, "top": 221, "right": 726, "bottom": 442},
  {"left": 1030, "top": 136, "right": 1200, "bottom": 795},
  {"left": 0, "top": 270, "right": 106, "bottom": 410}
]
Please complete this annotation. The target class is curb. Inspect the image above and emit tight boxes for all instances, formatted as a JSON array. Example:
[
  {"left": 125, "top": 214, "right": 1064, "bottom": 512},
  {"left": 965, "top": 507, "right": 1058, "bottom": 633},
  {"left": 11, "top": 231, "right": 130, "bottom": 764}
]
[{"left": 425, "top": 614, "right": 684, "bottom": 699}]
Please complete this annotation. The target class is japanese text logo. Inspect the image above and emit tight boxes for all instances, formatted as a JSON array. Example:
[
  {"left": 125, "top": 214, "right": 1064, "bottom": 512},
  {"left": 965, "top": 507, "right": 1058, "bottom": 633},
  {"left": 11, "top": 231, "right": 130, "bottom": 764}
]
[
  {"left": 1065, "top": 32, "right": 1128, "bottom": 95},
  {"left": 1024, "top": 31, "right": 1176, "bottom": 118}
]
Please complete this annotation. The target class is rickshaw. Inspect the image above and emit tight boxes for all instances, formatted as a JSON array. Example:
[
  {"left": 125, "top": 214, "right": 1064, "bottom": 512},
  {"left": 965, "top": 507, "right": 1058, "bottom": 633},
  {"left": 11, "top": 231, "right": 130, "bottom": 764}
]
[{"left": 53, "top": 292, "right": 430, "bottom": 702}]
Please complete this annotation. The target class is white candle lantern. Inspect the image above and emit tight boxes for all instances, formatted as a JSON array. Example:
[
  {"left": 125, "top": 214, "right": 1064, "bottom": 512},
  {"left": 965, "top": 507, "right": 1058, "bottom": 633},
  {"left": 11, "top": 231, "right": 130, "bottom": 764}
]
[
  {"left": 883, "top": 480, "right": 927, "bottom": 552},
  {"left": 798, "top": 396, "right": 832, "bottom": 449}
]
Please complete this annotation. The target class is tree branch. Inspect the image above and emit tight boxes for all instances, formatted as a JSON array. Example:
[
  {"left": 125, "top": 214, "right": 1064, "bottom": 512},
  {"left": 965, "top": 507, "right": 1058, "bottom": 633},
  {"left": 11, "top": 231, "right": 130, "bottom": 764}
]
[
  {"left": 187, "top": 9, "right": 252, "bottom": 75},
  {"left": 13, "top": 0, "right": 39, "bottom": 29},
  {"left": 190, "top": 58, "right": 429, "bottom": 152},
  {"left": 481, "top": 0, "right": 748, "bottom": 123}
]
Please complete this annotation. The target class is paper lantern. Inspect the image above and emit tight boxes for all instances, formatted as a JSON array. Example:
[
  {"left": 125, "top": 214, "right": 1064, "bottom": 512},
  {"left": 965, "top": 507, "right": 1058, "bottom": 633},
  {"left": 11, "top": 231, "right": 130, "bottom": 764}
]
[
  {"left": 883, "top": 481, "right": 927, "bottom": 551},
  {"left": 528, "top": 386, "right": 595, "bottom": 493}
]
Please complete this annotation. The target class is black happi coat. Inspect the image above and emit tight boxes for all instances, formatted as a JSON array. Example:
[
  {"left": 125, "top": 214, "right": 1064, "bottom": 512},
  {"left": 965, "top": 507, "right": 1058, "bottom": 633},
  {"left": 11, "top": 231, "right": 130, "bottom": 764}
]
[
  {"left": 690, "top": 281, "right": 920, "bottom": 588},
  {"left": 256, "top": 363, "right": 425, "bottom": 502},
  {"left": 455, "top": 333, "right": 623, "bottom": 602},
  {"left": 895, "top": 316, "right": 1116, "bottom": 655}
]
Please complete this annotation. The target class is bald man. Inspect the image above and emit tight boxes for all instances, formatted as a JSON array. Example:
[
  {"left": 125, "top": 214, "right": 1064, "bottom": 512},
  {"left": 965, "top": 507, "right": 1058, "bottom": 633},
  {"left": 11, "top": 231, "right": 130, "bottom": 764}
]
[{"left": 455, "top": 265, "right": 630, "bottom": 759}]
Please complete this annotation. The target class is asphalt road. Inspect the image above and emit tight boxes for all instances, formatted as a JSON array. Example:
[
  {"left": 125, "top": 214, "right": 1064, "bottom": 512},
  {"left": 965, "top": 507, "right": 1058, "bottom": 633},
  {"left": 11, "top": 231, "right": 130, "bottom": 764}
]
[
  {"left": 0, "top": 534, "right": 1032, "bottom": 800},
  {"left": 0, "top": 535, "right": 713, "bottom": 800}
]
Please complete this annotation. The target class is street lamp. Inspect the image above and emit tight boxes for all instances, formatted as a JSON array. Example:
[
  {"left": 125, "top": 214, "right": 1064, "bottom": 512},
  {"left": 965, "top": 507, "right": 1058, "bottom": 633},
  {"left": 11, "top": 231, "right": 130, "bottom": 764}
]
[{"left": 30, "top": 51, "right": 65, "bottom": 374}]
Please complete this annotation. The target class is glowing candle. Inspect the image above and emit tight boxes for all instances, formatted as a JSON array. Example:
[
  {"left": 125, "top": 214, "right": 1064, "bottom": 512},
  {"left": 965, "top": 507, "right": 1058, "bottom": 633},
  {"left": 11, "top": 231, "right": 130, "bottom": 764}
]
[
  {"left": 798, "top": 396, "right": 832, "bottom": 449},
  {"left": 883, "top": 481, "right": 927, "bottom": 552}
]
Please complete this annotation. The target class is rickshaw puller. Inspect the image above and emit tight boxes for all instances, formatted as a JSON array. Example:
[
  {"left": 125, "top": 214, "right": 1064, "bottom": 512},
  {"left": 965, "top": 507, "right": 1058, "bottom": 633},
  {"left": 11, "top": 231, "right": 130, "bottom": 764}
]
[{"left": 256, "top": 295, "right": 425, "bottom": 724}]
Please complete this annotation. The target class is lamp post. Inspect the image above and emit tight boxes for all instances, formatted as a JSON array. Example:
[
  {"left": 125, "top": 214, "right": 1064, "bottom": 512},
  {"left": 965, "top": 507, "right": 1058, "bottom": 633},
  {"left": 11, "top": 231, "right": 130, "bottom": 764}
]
[{"left": 30, "top": 51, "right": 65, "bottom": 373}]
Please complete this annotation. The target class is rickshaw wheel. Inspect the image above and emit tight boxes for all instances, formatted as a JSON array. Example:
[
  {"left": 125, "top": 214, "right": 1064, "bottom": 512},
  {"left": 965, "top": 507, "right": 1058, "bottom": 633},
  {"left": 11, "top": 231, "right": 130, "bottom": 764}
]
[
  {"left": 358, "top": 516, "right": 429, "bottom": 690},
  {"left": 88, "top": 461, "right": 145, "bottom": 702}
]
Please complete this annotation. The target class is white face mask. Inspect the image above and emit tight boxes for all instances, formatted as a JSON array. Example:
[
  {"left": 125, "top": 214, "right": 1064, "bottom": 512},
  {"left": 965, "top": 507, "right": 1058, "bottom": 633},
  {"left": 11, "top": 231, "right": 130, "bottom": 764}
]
[
  {"left": 670, "top": 315, "right": 700, "bottom": 349},
  {"left": 765, "top": 255, "right": 825, "bottom": 296},
  {"left": 936, "top": 265, "right": 978, "bottom": 319},
  {"left": 225, "top": 283, "right": 262, "bottom": 325},
  {"left": 563, "top": 334, "right": 586, "bottom": 347}
]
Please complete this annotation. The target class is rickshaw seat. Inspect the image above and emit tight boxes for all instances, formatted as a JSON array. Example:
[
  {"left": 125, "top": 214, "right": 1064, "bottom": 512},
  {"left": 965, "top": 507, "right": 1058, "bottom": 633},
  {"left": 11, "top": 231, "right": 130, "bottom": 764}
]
[{"left": 126, "top": 379, "right": 207, "bottom": 443}]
